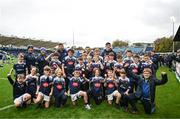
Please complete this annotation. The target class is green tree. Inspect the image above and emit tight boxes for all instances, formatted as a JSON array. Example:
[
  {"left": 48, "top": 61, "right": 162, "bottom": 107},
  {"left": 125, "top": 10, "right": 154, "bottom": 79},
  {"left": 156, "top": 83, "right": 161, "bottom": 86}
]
[
  {"left": 154, "top": 36, "right": 173, "bottom": 52},
  {"left": 112, "top": 39, "right": 128, "bottom": 48},
  {"left": 154, "top": 36, "right": 180, "bottom": 52}
]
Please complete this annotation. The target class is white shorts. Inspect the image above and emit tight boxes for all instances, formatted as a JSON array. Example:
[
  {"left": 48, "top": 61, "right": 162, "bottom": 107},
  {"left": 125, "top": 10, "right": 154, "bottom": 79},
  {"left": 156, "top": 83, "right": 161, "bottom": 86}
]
[
  {"left": 39, "top": 92, "right": 50, "bottom": 102},
  {"left": 13, "top": 94, "right": 26, "bottom": 104},
  {"left": 107, "top": 90, "right": 119, "bottom": 101},
  {"left": 70, "top": 91, "right": 82, "bottom": 102}
]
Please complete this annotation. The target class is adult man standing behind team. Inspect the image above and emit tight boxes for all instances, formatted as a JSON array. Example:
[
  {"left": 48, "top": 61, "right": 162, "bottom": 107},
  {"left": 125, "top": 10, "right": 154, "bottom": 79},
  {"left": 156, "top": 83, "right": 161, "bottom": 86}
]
[
  {"left": 57, "top": 43, "right": 67, "bottom": 62},
  {"left": 24, "top": 45, "right": 36, "bottom": 74},
  {"left": 101, "top": 42, "right": 116, "bottom": 60}
]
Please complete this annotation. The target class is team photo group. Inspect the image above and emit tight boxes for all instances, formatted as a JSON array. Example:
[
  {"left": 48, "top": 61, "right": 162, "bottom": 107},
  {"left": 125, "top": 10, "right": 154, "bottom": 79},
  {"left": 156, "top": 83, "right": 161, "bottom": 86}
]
[{"left": 7, "top": 42, "right": 169, "bottom": 114}]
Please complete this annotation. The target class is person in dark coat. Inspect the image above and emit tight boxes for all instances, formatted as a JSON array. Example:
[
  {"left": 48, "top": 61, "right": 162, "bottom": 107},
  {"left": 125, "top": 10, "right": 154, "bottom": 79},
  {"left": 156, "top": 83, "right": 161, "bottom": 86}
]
[
  {"left": 101, "top": 42, "right": 116, "bottom": 60},
  {"left": 125, "top": 65, "right": 168, "bottom": 114}
]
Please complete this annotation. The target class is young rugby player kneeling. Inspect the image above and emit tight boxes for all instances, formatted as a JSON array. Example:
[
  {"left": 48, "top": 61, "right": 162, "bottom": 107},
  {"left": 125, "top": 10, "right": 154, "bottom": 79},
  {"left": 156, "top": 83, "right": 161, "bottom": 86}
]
[
  {"left": 7, "top": 73, "right": 31, "bottom": 108},
  {"left": 34, "top": 66, "right": 53, "bottom": 108},
  {"left": 69, "top": 70, "right": 91, "bottom": 110}
]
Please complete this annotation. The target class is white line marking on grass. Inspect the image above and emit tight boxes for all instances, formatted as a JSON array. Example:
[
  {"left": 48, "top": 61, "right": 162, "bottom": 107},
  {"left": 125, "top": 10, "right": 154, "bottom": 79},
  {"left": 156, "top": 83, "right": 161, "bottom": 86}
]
[
  {"left": 0, "top": 105, "right": 14, "bottom": 111},
  {"left": 0, "top": 78, "right": 7, "bottom": 80}
]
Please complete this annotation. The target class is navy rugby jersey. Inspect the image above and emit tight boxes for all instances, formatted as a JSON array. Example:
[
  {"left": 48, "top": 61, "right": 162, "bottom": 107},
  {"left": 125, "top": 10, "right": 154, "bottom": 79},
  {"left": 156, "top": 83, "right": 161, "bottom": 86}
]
[
  {"left": 53, "top": 77, "right": 66, "bottom": 96},
  {"left": 105, "top": 79, "right": 116, "bottom": 95},
  {"left": 104, "top": 60, "right": 117, "bottom": 70},
  {"left": 38, "top": 75, "right": 53, "bottom": 95},
  {"left": 13, "top": 63, "right": 27, "bottom": 76},
  {"left": 49, "top": 59, "right": 61, "bottom": 71},
  {"left": 90, "top": 76, "right": 104, "bottom": 93},
  {"left": 69, "top": 77, "right": 82, "bottom": 94},
  {"left": 26, "top": 75, "right": 38, "bottom": 97},
  {"left": 62, "top": 56, "right": 76, "bottom": 74},
  {"left": 116, "top": 77, "right": 131, "bottom": 93},
  {"left": 7, "top": 76, "right": 27, "bottom": 100}
]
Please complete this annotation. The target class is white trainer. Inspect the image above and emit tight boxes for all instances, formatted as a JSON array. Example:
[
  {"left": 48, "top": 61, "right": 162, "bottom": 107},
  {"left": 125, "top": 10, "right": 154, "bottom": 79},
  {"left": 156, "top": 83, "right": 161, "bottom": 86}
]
[{"left": 85, "top": 104, "right": 91, "bottom": 110}]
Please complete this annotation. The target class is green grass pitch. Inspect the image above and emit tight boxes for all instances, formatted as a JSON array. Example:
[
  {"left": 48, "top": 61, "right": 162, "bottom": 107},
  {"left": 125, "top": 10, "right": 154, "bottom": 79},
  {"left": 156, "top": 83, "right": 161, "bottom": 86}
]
[{"left": 0, "top": 62, "right": 180, "bottom": 118}]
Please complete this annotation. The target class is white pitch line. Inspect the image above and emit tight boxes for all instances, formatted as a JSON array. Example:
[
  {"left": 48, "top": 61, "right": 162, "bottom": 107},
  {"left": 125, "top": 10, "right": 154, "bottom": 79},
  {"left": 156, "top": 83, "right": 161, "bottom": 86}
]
[
  {"left": 0, "top": 78, "right": 7, "bottom": 80},
  {"left": 0, "top": 104, "right": 14, "bottom": 111}
]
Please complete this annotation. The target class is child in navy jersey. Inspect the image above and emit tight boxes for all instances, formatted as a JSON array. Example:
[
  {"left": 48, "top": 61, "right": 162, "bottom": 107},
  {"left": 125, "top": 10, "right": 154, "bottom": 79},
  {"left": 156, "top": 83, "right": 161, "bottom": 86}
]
[
  {"left": 104, "top": 69, "right": 121, "bottom": 108},
  {"left": 10, "top": 53, "right": 28, "bottom": 77},
  {"left": 7, "top": 73, "right": 31, "bottom": 108},
  {"left": 92, "top": 48, "right": 104, "bottom": 63},
  {"left": 140, "top": 54, "right": 155, "bottom": 75},
  {"left": 116, "top": 69, "right": 131, "bottom": 111},
  {"left": 104, "top": 53, "right": 117, "bottom": 73},
  {"left": 69, "top": 70, "right": 91, "bottom": 110},
  {"left": 53, "top": 68, "right": 68, "bottom": 108},
  {"left": 62, "top": 49, "right": 76, "bottom": 91},
  {"left": 129, "top": 55, "right": 141, "bottom": 91},
  {"left": 89, "top": 69, "right": 104, "bottom": 105},
  {"left": 62, "top": 49, "right": 76, "bottom": 77},
  {"left": 75, "top": 58, "right": 90, "bottom": 91},
  {"left": 75, "top": 57, "right": 86, "bottom": 77},
  {"left": 35, "top": 66, "right": 53, "bottom": 108},
  {"left": 114, "top": 54, "right": 124, "bottom": 77},
  {"left": 48, "top": 52, "right": 61, "bottom": 75},
  {"left": 25, "top": 66, "right": 38, "bottom": 102},
  {"left": 90, "top": 56, "right": 104, "bottom": 73},
  {"left": 123, "top": 50, "right": 134, "bottom": 64}
]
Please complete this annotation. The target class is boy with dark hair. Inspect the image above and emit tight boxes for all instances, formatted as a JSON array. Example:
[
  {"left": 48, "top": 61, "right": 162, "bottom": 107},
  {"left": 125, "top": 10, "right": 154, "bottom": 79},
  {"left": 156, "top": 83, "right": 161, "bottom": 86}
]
[
  {"left": 10, "top": 53, "right": 28, "bottom": 77},
  {"left": 104, "top": 52, "right": 117, "bottom": 73},
  {"left": 7, "top": 73, "right": 31, "bottom": 108},
  {"left": 48, "top": 52, "right": 61, "bottom": 75},
  {"left": 123, "top": 50, "right": 134, "bottom": 64},
  {"left": 116, "top": 69, "right": 131, "bottom": 111},
  {"left": 114, "top": 54, "right": 124, "bottom": 77},
  {"left": 75, "top": 57, "right": 90, "bottom": 91},
  {"left": 129, "top": 55, "right": 141, "bottom": 92},
  {"left": 140, "top": 54, "right": 156, "bottom": 75},
  {"left": 62, "top": 49, "right": 76, "bottom": 91}
]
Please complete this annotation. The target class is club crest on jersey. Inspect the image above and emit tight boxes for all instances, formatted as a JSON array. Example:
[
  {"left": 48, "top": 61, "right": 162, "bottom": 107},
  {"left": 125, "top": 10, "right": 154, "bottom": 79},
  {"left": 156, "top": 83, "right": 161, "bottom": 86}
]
[
  {"left": 72, "top": 82, "right": 78, "bottom": 87},
  {"left": 95, "top": 83, "right": 101, "bottom": 88},
  {"left": 57, "top": 84, "right": 62, "bottom": 90},
  {"left": 43, "top": 82, "right": 49, "bottom": 87},
  {"left": 132, "top": 68, "right": 138, "bottom": 73},
  {"left": 68, "top": 61, "right": 74, "bottom": 65},
  {"left": 108, "top": 83, "right": 114, "bottom": 88}
]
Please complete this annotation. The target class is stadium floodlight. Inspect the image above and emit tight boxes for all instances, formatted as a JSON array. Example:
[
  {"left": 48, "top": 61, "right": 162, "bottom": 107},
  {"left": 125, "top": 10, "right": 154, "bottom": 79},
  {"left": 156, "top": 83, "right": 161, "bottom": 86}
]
[
  {"left": 170, "top": 16, "right": 176, "bottom": 53},
  {"left": 170, "top": 16, "right": 176, "bottom": 23}
]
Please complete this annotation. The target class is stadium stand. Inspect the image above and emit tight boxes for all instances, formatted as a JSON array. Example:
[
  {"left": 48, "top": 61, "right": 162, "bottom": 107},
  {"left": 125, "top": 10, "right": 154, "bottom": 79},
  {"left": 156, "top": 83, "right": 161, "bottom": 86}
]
[{"left": 145, "top": 46, "right": 154, "bottom": 52}]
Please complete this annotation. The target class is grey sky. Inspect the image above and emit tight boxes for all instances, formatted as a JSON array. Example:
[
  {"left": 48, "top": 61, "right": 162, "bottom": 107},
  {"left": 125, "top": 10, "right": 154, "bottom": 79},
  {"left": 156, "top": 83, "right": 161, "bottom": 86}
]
[{"left": 0, "top": 0, "right": 179, "bottom": 47}]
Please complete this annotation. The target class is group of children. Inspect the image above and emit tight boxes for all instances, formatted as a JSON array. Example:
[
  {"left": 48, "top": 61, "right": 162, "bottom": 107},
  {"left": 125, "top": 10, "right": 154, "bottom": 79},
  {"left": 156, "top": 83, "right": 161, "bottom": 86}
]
[{"left": 7, "top": 44, "right": 168, "bottom": 114}]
